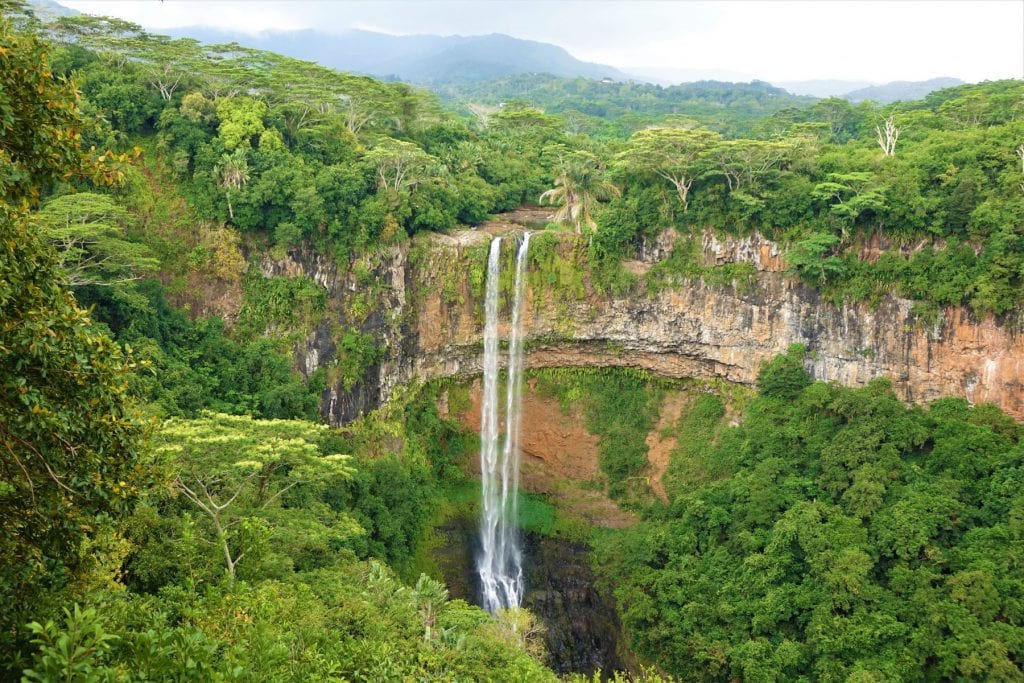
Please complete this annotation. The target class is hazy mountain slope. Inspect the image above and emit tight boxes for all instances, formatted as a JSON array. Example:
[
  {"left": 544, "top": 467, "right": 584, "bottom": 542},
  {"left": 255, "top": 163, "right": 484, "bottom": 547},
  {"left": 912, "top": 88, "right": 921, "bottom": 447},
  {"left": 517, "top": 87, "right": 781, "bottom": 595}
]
[
  {"left": 164, "top": 26, "right": 628, "bottom": 84},
  {"left": 775, "top": 79, "right": 873, "bottom": 97},
  {"left": 844, "top": 76, "right": 965, "bottom": 103},
  {"left": 436, "top": 74, "right": 814, "bottom": 136},
  {"left": 27, "top": 0, "right": 80, "bottom": 20}
]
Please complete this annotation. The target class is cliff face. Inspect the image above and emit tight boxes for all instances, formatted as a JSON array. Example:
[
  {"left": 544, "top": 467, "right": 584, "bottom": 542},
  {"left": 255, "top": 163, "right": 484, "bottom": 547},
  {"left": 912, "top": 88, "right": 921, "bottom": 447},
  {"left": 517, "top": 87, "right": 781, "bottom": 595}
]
[{"left": 273, "top": 227, "right": 1024, "bottom": 424}]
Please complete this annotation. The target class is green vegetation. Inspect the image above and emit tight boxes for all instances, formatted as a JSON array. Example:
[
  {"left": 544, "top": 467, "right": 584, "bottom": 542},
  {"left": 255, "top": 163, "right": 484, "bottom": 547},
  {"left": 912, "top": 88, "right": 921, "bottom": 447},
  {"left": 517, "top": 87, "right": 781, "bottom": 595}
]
[
  {"left": 660, "top": 393, "right": 729, "bottom": 498},
  {"left": 33, "top": 191, "right": 159, "bottom": 296},
  {"left": 5, "top": 2, "right": 1024, "bottom": 680},
  {"left": 0, "top": 14, "right": 558, "bottom": 679},
  {"left": 0, "top": 9, "right": 147, "bottom": 661},
  {"left": 78, "top": 280, "right": 323, "bottom": 420},
  {"left": 595, "top": 346, "right": 1024, "bottom": 680},
  {"left": 645, "top": 237, "right": 758, "bottom": 294},
  {"left": 605, "top": 81, "right": 1024, "bottom": 317},
  {"left": 438, "top": 75, "right": 816, "bottom": 138},
  {"left": 236, "top": 273, "right": 327, "bottom": 343}
]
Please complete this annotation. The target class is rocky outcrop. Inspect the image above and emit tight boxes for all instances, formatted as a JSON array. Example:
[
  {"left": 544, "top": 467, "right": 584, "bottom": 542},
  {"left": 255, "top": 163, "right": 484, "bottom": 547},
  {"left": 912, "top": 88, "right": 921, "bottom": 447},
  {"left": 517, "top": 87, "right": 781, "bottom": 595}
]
[{"left": 274, "top": 226, "right": 1024, "bottom": 423}]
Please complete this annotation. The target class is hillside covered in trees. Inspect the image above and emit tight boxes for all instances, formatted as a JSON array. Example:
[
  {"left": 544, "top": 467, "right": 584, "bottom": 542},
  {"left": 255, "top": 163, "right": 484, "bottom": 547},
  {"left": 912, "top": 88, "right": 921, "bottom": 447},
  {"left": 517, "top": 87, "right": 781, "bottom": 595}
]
[{"left": 2, "top": 1, "right": 1023, "bottom": 679}]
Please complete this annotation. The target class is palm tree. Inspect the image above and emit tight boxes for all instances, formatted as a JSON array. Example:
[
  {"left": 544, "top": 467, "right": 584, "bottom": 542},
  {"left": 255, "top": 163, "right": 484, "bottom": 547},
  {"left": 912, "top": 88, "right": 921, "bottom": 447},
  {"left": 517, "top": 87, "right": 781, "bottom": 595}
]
[
  {"left": 413, "top": 574, "right": 449, "bottom": 642},
  {"left": 539, "top": 150, "right": 620, "bottom": 235},
  {"left": 214, "top": 148, "right": 250, "bottom": 221}
]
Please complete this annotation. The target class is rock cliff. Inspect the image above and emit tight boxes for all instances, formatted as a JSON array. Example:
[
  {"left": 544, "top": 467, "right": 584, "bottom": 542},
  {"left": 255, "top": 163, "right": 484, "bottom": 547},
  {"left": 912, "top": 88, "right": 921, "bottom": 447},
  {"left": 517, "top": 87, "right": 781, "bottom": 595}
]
[{"left": 270, "top": 226, "right": 1024, "bottom": 424}]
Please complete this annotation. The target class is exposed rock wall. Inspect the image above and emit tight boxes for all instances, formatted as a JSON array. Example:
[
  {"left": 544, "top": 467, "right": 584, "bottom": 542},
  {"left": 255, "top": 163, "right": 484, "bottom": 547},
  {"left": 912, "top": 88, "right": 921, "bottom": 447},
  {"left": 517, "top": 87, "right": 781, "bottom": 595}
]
[{"left": 275, "top": 228, "right": 1024, "bottom": 423}]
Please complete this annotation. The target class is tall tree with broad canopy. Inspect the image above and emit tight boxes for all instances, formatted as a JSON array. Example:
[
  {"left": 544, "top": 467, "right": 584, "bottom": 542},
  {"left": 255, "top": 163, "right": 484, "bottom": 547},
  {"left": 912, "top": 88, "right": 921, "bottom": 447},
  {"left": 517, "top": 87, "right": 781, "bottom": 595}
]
[
  {"left": 33, "top": 192, "right": 158, "bottom": 290},
  {"left": 614, "top": 126, "right": 721, "bottom": 212},
  {"left": 364, "top": 137, "right": 441, "bottom": 194},
  {"left": 154, "top": 413, "right": 356, "bottom": 581}
]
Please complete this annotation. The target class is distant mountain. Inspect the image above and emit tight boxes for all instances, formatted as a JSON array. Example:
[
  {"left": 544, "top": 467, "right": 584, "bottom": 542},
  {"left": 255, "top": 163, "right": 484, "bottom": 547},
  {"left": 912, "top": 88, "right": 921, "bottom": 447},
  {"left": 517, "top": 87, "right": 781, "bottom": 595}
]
[
  {"left": 27, "top": 0, "right": 80, "bottom": 20},
  {"left": 164, "top": 26, "right": 629, "bottom": 85},
  {"left": 775, "top": 79, "right": 874, "bottom": 98},
  {"left": 843, "top": 77, "right": 965, "bottom": 103},
  {"left": 629, "top": 66, "right": 759, "bottom": 86}
]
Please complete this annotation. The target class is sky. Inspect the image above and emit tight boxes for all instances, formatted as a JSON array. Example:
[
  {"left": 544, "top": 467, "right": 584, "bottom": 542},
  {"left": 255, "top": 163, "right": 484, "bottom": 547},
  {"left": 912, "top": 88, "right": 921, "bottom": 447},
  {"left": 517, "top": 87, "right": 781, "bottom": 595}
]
[{"left": 60, "top": 0, "right": 1024, "bottom": 84}]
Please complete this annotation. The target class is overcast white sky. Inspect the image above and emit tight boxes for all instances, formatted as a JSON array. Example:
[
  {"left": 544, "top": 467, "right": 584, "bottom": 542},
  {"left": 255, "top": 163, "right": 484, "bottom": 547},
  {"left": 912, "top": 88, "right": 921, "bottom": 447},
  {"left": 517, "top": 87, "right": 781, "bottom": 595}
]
[{"left": 62, "top": 0, "right": 1024, "bottom": 83}]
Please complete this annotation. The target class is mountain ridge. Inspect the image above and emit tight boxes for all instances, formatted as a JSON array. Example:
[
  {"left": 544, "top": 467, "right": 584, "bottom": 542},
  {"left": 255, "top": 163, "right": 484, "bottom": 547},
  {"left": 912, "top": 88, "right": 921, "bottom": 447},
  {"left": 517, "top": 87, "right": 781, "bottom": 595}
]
[
  {"left": 844, "top": 76, "right": 965, "bottom": 103},
  {"left": 163, "top": 25, "right": 630, "bottom": 84}
]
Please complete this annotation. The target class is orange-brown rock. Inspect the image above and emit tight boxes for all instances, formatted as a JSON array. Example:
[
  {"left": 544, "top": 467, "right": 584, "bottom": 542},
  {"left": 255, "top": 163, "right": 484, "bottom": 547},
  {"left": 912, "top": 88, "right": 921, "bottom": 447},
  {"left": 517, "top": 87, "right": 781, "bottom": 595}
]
[
  {"left": 273, "top": 226, "right": 1024, "bottom": 424},
  {"left": 453, "top": 379, "right": 636, "bottom": 528},
  {"left": 645, "top": 392, "right": 690, "bottom": 502},
  {"left": 458, "top": 378, "right": 601, "bottom": 483}
]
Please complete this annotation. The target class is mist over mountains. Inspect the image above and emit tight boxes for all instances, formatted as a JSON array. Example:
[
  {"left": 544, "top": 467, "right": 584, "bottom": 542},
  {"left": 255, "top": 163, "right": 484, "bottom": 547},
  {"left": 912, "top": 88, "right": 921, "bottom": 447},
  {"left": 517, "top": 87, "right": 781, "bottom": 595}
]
[
  {"left": 157, "top": 24, "right": 969, "bottom": 101},
  {"left": 164, "top": 26, "right": 629, "bottom": 85},
  {"left": 843, "top": 77, "right": 965, "bottom": 102},
  {"left": 33, "top": 0, "right": 964, "bottom": 100}
]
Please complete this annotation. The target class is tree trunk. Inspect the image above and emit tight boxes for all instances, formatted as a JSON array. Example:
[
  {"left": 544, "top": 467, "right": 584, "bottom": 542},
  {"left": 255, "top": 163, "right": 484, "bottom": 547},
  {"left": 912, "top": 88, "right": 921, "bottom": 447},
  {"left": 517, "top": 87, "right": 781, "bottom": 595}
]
[{"left": 672, "top": 176, "right": 693, "bottom": 213}]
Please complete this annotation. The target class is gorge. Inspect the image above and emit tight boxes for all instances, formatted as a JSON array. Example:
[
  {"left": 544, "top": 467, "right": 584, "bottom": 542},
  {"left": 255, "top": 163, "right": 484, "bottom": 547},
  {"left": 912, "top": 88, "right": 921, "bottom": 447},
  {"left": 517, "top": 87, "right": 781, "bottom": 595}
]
[
  {"left": 251, "top": 216, "right": 1024, "bottom": 673},
  {"left": 7, "top": 9, "right": 1024, "bottom": 678}
]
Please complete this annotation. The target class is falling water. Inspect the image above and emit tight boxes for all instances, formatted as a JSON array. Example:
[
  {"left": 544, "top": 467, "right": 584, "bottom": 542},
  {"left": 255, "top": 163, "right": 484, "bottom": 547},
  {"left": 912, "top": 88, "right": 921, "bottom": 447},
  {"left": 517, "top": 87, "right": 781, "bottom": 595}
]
[{"left": 478, "top": 232, "right": 530, "bottom": 614}]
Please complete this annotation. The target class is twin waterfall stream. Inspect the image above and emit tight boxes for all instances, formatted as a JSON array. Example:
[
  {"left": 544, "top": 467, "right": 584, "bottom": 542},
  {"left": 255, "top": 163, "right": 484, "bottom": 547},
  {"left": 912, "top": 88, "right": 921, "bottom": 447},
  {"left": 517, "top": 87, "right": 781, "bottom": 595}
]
[{"left": 477, "top": 233, "right": 530, "bottom": 614}]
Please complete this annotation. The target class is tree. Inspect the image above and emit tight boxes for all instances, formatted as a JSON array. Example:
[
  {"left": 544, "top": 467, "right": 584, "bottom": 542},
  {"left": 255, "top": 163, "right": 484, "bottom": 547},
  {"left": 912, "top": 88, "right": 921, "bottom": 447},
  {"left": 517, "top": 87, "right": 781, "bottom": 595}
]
[
  {"left": 214, "top": 147, "right": 250, "bottom": 221},
  {"left": 489, "top": 105, "right": 561, "bottom": 134},
  {"left": 48, "top": 18, "right": 201, "bottom": 101},
  {"left": 33, "top": 192, "right": 158, "bottom": 289},
  {"left": 711, "top": 138, "right": 791, "bottom": 192},
  {"left": 614, "top": 126, "right": 721, "bottom": 212},
  {"left": 215, "top": 96, "right": 268, "bottom": 150},
  {"left": 808, "top": 97, "right": 864, "bottom": 142},
  {"left": 539, "top": 150, "right": 620, "bottom": 234},
  {"left": 811, "top": 172, "right": 888, "bottom": 238},
  {"left": 757, "top": 344, "right": 811, "bottom": 399},
  {"left": 363, "top": 137, "right": 440, "bottom": 194},
  {"left": 876, "top": 113, "right": 900, "bottom": 157},
  {"left": 467, "top": 102, "right": 502, "bottom": 130},
  {"left": 338, "top": 92, "right": 381, "bottom": 135},
  {"left": 154, "top": 413, "right": 354, "bottom": 580},
  {"left": 0, "top": 14, "right": 146, "bottom": 659},
  {"left": 785, "top": 232, "right": 847, "bottom": 285},
  {"left": 131, "top": 35, "right": 202, "bottom": 101},
  {"left": 413, "top": 574, "right": 449, "bottom": 642}
]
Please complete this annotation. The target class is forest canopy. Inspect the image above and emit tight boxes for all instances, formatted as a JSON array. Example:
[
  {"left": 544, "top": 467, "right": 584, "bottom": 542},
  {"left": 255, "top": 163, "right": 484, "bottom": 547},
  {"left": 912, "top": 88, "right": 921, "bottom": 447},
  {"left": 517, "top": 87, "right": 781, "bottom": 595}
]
[{"left": 3, "top": 2, "right": 1024, "bottom": 679}]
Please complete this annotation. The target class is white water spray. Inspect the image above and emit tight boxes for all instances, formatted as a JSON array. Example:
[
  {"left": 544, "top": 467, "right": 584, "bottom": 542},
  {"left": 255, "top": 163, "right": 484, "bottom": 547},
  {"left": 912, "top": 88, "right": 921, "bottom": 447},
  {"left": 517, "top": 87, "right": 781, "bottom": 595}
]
[{"left": 478, "top": 232, "right": 530, "bottom": 614}]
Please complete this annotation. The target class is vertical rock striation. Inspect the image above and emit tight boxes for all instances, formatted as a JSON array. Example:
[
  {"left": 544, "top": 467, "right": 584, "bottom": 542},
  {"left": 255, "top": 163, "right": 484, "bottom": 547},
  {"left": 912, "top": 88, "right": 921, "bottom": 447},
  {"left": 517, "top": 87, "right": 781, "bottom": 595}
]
[{"left": 271, "top": 229, "right": 1024, "bottom": 423}]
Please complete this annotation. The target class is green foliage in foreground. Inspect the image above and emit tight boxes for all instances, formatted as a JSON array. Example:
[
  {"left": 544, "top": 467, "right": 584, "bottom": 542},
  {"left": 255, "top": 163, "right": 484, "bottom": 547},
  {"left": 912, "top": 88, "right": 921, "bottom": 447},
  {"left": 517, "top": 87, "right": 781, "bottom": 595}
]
[
  {"left": 20, "top": 562, "right": 554, "bottom": 682},
  {"left": 0, "top": 9, "right": 147, "bottom": 660},
  {"left": 595, "top": 347, "right": 1024, "bottom": 681},
  {"left": 11, "top": 394, "right": 554, "bottom": 680}
]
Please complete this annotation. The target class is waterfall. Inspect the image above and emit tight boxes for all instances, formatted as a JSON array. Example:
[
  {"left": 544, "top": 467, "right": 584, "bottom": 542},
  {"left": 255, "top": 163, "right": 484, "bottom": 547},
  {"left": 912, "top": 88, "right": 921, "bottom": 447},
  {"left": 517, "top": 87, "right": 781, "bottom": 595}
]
[{"left": 478, "top": 232, "right": 530, "bottom": 614}]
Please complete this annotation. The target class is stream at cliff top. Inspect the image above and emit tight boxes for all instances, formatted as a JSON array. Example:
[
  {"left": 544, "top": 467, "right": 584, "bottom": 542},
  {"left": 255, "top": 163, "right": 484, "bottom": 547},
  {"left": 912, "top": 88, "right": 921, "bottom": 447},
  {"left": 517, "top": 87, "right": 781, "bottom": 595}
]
[{"left": 477, "top": 233, "right": 530, "bottom": 614}]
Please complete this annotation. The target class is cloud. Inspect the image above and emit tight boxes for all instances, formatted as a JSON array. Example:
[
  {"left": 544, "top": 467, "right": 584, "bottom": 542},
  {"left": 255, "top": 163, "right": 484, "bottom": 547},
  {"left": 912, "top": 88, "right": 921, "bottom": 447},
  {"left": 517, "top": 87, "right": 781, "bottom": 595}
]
[{"left": 61, "top": 0, "right": 1023, "bottom": 82}]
